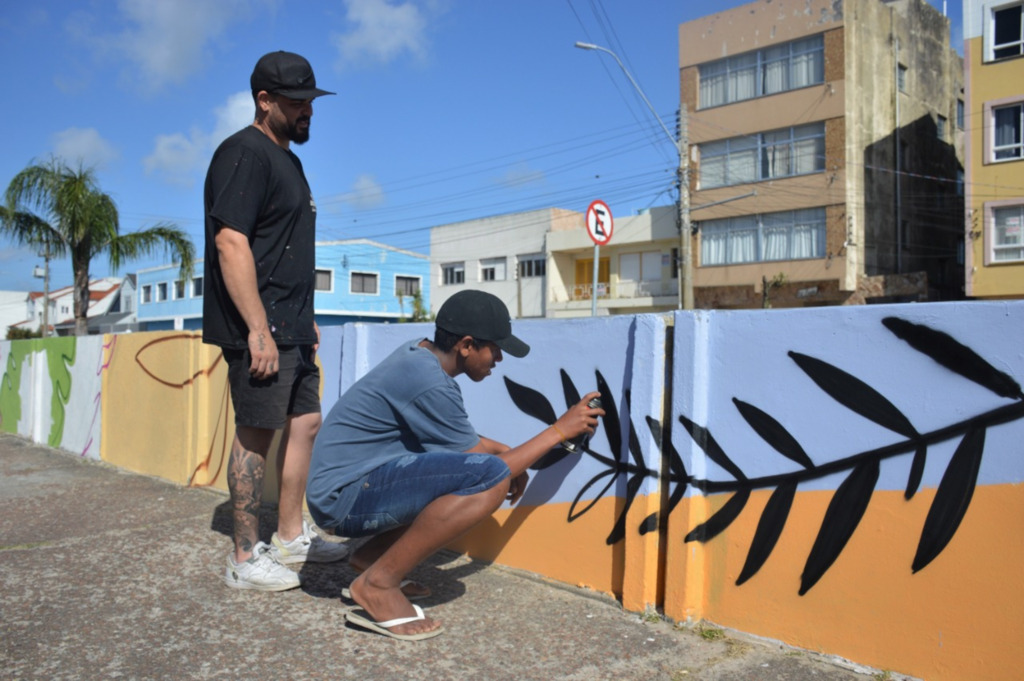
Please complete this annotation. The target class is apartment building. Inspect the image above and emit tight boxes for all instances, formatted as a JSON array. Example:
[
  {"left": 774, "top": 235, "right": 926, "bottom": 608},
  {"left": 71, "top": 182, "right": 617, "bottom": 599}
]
[
  {"left": 963, "top": 0, "right": 1024, "bottom": 298},
  {"left": 681, "top": 0, "right": 964, "bottom": 307}
]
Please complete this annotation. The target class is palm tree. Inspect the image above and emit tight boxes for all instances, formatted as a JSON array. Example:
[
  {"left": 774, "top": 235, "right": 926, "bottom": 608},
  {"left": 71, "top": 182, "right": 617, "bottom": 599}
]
[{"left": 1, "top": 158, "right": 195, "bottom": 336}]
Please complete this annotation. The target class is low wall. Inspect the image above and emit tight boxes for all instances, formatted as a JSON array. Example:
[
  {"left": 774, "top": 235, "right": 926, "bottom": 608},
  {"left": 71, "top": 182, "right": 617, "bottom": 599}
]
[{"left": 1, "top": 301, "right": 1021, "bottom": 681}]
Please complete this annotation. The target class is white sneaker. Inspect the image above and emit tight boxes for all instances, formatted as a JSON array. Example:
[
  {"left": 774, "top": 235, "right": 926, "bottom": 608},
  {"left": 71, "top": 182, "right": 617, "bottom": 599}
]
[
  {"left": 223, "top": 541, "right": 301, "bottom": 591},
  {"left": 270, "top": 521, "right": 350, "bottom": 565}
]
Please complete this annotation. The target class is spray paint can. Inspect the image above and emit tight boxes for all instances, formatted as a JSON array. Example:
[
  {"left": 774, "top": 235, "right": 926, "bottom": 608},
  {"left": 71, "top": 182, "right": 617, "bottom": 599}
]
[{"left": 561, "top": 396, "right": 602, "bottom": 453}]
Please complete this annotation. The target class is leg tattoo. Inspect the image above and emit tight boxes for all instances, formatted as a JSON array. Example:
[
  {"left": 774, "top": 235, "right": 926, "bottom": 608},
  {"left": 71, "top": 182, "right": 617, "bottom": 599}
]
[{"left": 227, "top": 437, "right": 267, "bottom": 555}]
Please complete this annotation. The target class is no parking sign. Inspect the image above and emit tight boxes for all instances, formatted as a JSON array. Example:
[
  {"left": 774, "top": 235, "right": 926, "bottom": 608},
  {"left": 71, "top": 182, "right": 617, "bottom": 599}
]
[{"left": 586, "top": 200, "right": 613, "bottom": 246}]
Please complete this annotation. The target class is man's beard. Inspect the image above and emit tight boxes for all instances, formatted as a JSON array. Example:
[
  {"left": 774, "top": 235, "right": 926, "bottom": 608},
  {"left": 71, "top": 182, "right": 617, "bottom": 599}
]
[
  {"left": 271, "top": 115, "right": 310, "bottom": 145},
  {"left": 288, "top": 117, "right": 311, "bottom": 145}
]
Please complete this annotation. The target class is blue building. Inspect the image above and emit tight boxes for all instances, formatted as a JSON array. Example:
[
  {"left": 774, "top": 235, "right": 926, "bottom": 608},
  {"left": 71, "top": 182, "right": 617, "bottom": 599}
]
[{"left": 136, "top": 239, "right": 429, "bottom": 331}]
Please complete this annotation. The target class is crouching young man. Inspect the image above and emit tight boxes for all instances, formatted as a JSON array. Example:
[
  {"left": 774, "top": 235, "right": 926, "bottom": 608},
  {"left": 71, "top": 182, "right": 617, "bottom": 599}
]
[{"left": 306, "top": 290, "right": 602, "bottom": 641}]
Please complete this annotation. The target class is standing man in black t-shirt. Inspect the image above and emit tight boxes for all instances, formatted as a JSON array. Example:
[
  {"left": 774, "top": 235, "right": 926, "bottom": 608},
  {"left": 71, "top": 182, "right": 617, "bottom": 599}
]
[{"left": 204, "top": 51, "right": 348, "bottom": 591}]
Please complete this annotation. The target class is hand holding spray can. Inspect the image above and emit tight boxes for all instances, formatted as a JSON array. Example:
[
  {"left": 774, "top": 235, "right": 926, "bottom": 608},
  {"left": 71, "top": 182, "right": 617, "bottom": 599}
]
[{"left": 561, "top": 396, "right": 602, "bottom": 453}]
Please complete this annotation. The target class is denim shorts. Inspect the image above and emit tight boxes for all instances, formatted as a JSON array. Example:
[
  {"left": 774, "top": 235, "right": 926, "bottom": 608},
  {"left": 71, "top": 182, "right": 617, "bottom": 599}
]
[
  {"left": 338, "top": 452, "right": 511, "bottom": 538},
  {"left": 224, "top": 345, "right": 320, "bottom": 430}
]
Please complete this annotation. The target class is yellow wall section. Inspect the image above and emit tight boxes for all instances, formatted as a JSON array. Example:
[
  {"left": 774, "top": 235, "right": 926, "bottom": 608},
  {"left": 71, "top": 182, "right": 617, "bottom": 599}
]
[
  {"left": 664, "top": 485, "right": 1024, "bottom": 681},
  {"left": 101, "top": 332, "right": 232, "bottom": 493}
]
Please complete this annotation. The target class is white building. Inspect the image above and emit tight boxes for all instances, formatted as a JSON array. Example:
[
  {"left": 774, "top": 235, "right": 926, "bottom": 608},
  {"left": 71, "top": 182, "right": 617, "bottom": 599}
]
[{"left": 430, "top": 208, "right": 578, "bottom": 319}]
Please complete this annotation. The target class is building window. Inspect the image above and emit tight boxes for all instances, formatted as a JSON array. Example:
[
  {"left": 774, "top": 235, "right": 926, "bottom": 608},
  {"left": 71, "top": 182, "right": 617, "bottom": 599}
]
[
  {"left": 518, "top": 254, "right": 546, "bottom": 278},
  {"left": 957, "top": 99, "right": 965, "bottom": 129},
  {"left": 315, "top": 269, "right": 333, "bottom": 292},
  {"left": 620, "top": 251, "right": 663, "bottom": 281},
  {"left": 992, "top": 204, "right": 1024, "bottom": 262},
  {"left": 480, "top": 257, "right": 507, "bottom": 282},
  {"left": 897, "top": 64, "right": 908, "bottom": 93},
  {"left": 671, "top": 248, "right": 679, "bottom": 278},
  {"left": 993, "top": 3, "right": 1024, "bottom": 59},
  {"left": 701, "top": 208, "right": 826, "bottom": 266},
  {"left": 396, "top": 275, "right": 420, "bottom": 296},
  {"left": 937, "top": 115, "right": 947, "bottom": 139},
  {"left": 156, "top": 282, "right": 168, "bottom": 302},
  {"left": 993, "top": 102, "right": 1023, "bottom": 160},
  {"left": 442, "top": 262, "right": 465, "bottom": 285},
  {"left": 191, "top": 276, "right": 203, "bottom": 298},
  {"left": 350, "top": 272, "right": 378, "bottom": 294},
  {"left": 699, "top": 122, "right": 824, "bottom": 189},
  {"left": 173, "top": 280, "right": 185, "bottom": 300},
  {"left": 699, "top": 34, "right": 823, "bottom": 109},
  {"left": 141, "top": 285, "right": 152, "bottom": 304}
]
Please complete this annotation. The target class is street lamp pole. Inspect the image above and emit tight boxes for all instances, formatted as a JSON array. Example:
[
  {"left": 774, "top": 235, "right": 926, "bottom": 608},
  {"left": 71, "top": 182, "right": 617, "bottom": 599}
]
[{"left": 574, "top": 42, "right": 693, "bottom": 309}]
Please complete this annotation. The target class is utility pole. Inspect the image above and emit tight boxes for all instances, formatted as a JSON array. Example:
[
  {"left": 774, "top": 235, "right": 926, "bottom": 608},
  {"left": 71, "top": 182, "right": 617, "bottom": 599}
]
[
  {"left": 678, "top": 105, "right": 693, "bottom": 310},
  {"left": 33, "top": 243, "right": 51, "bottom": 337}
]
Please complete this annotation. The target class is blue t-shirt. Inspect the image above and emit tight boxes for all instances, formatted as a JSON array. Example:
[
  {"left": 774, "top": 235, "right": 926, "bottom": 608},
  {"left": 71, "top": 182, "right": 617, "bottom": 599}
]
[{"left": 307, "top": 340, "right": 480, "bottom": 530}]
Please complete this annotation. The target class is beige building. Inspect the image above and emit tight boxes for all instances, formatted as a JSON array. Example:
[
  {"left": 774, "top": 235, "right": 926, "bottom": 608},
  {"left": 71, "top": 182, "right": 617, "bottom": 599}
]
[
  {"left": 681, "top": 0, "right": 964, "bottom": 307},
  {"left": 963, "top": 0, "right": 1024, "bottom": 298}
]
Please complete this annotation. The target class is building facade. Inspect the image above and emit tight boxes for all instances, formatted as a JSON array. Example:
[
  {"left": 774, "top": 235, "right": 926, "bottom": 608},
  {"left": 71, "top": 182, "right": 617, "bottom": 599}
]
[
  {"left": 681, "top": 0, "right": 964, "bottom": 307},
  {"left": 963, "top": 0, "right": 1024, "bottom": 298},
  {"left": 430, "top": 208, "right": 571, "bottom": 319},
  {"left": 136, "top": 239, "right": 429, "bottom": 331},
  {"left": 546, "top": 205, "right": 682, "bottom": 317}
]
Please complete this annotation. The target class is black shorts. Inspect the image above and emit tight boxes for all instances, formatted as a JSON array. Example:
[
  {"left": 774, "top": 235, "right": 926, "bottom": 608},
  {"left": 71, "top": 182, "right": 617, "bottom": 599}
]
[{"left": 224, "top": 345, "right": 321, "bottom": 430}]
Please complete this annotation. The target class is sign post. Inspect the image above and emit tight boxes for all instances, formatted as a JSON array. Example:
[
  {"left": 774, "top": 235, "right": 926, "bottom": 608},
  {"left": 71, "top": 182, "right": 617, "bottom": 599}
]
[{"left": 585, "top": 200, "right": 614, "bottom": 316}]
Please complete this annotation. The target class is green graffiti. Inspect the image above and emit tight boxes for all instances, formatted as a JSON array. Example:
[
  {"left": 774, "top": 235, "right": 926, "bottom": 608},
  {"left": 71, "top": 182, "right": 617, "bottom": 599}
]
[
  {"left": 46, "top": 337, "right": 76, "bottom": 447},
  {"left": 0, "top": 342, "right": 29, "bottom": 434},
  {"left": 0, "top": 337, "right": 76, "bottom": 445}
]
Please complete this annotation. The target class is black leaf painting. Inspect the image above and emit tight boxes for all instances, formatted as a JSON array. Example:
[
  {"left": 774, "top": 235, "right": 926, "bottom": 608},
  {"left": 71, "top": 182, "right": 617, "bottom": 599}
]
[{"left": 504, "top": 318, "right": 1022, "bottom": 595}]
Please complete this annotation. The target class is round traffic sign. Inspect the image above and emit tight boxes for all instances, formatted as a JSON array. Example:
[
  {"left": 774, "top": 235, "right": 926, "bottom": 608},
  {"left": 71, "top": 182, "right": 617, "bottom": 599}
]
[{"left": 585, "top": 200, "right": 613, "bottom": 246}]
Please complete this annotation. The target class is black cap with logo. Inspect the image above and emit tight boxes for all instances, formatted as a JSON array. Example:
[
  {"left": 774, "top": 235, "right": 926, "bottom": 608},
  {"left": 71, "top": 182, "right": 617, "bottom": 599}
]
[
  {"left": 435, "top": 290, "right": 530, "bottom": 358},
  {"left": 250, "top": 51, "right": 335, "bottom": 100}
]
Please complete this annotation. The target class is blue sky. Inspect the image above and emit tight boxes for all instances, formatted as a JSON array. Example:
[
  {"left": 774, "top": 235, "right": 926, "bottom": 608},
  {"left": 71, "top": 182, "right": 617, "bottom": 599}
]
[{"left": 0, "top": 0, "right": 962, "bottom": 292}]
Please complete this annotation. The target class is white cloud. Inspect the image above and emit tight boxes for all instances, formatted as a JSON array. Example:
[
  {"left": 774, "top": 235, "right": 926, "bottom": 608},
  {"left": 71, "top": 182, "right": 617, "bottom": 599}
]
[
  {"left": 343, "top": 174, "right": 387, "bottom": 210},
  {"left": 50, "top": 128, "right": 120, "bottom": 170},
  {"left": 143, "top": 90, "right": 252, "bottom": 186},
  {"left": 332, "top": 0, "right": 429, "bottom": 67},
  {"left": 73, "top": 0, "right": 250, "bottom": 93},
  {"left": 211, "top": 91, "right": 257, "bottom": 146},
  {"left": 496, "top": 162, "right": 546, "bottom": 189}
]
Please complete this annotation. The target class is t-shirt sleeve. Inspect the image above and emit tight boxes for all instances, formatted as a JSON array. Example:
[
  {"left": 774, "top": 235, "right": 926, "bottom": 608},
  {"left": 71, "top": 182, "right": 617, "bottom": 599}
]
[
  {"left": 405, "top": 382, "right": 480, "bottom": 453},
  {"left": 207, "top": 142, "right": 268, "bottom": 238}
]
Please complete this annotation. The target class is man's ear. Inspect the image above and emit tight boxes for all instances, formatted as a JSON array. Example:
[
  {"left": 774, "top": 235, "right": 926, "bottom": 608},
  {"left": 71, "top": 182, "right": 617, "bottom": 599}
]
[
  {"left": 456, "top": 336, "right": 475, "bottom": 356},
  {"left": 256, "top": 90, "right": 274, "bottom": 115}
]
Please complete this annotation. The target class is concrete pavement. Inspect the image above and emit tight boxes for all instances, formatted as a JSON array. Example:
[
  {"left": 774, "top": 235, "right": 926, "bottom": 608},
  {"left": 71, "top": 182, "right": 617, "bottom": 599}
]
[{"left": 0, "top": 433, "right": 884, "bottom": 680}]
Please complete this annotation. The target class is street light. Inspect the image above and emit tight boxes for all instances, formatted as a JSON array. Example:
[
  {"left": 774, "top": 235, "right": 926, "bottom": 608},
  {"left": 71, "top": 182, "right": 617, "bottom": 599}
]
[{"left": 574, "top": 41, "right": 693, "bottom": 309}]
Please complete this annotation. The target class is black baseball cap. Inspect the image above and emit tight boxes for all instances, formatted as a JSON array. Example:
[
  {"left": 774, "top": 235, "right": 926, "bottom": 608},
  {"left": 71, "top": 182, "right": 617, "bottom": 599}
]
[
  {"left": 436, "top": 290, "right": 530, "bottom": 358},
  {"left": 250, "top": 51, "right": 335, "bottom": 99}
]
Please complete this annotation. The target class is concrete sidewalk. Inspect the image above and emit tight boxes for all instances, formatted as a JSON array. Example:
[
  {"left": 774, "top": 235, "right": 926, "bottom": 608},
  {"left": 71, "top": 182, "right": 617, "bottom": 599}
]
[{"left": 0, "top": 433, "right": 879, "bottom": 681}]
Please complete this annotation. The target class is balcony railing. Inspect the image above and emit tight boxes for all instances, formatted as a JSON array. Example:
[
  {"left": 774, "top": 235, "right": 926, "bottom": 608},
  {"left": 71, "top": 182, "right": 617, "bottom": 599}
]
[{"left": 567, "top": 280, "right": 675, "bottom": 302}]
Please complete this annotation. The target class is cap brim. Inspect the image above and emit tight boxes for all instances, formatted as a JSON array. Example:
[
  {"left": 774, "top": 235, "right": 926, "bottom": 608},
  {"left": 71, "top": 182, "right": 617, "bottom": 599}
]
[
  {"left": 496, "top": 334, "right": 530, "bottom": 358},
  {"left": 274, "top": 87, "right": 335, "bottom": 99}
]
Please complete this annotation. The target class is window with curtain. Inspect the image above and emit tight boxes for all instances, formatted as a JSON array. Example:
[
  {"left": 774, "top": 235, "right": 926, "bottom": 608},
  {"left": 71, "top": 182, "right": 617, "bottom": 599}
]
[
  {"left": 701, "top": 208, "right": 826, "bottom": 266},
  {"left": 994, "top": 103, "right": 1023, "bottom": 160},
  {"left": 698, "top": 34, "right": 824, "bottom": 109},
  {"left": 700, "top": 122, "right": 824, "bottom": 189},
  {"left": 993, "top": 205, "right": 1024, "bottom": 262}
]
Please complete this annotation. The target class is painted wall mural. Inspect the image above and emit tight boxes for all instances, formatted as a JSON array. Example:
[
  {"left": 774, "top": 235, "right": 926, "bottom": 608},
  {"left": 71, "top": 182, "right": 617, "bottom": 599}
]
[
  {"left": 0, "top": 336, "right": 104, "bottom": 457},
  {"left": 3, "top": 301, "right": 1020, "bottom": 681}
]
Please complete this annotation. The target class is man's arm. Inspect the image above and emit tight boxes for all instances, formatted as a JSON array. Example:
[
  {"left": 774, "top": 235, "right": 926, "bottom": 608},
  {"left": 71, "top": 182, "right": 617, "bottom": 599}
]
[
  {"left": 214, "top": 225, "right": 278, "bottom": 379},
  {"left": 469, "top": 391, "right": 603, "bottom": 485}
]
